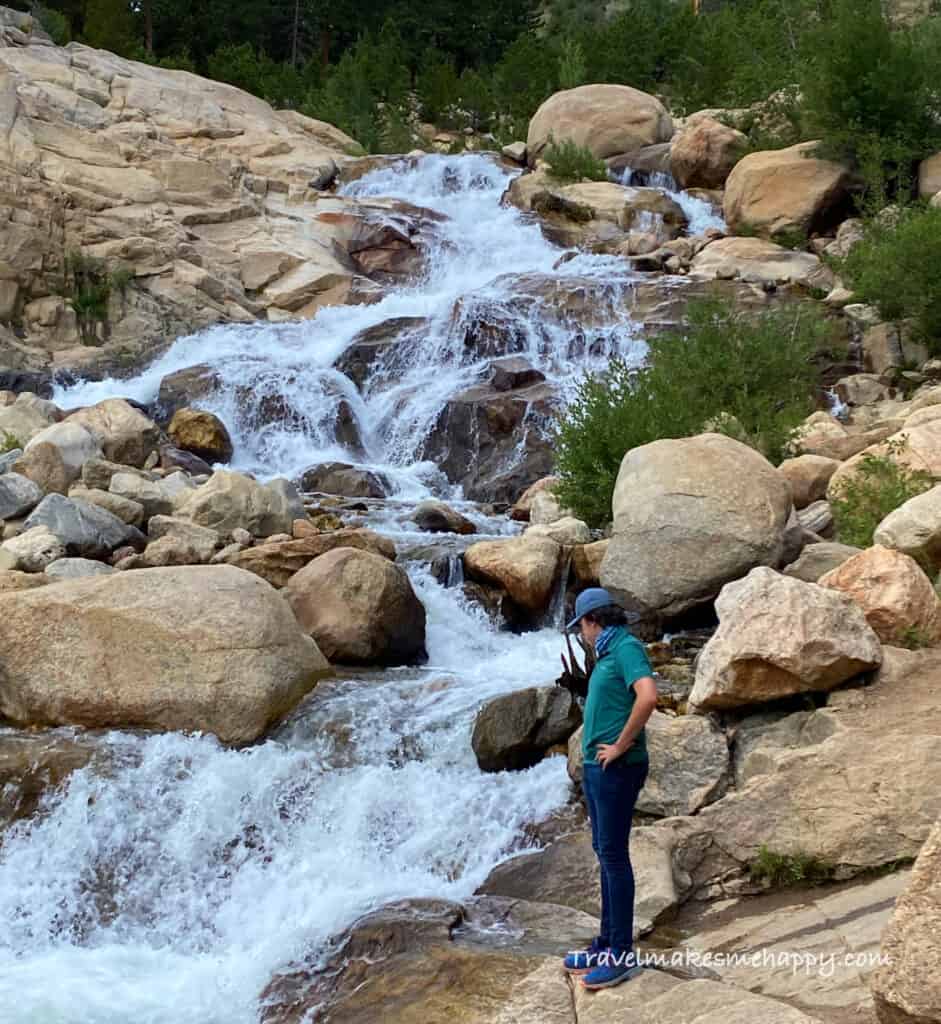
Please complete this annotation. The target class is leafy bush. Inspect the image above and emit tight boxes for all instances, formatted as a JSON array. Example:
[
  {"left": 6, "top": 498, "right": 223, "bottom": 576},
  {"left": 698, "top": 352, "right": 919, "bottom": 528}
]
[
  {"left": 830, "top": 441, "right": 935, "bottom": 549},
  {"left": 554, "top": 296, "right": 826, "bottom": 526},
  {"left": 799, "top": 0, "right": 941, "bottom": 192},
  {"left": 544, "top": 137, "right": 608, "bottom": 184},
  {"left": 839, "top": 205, "right": 941, "bottom": 350}
]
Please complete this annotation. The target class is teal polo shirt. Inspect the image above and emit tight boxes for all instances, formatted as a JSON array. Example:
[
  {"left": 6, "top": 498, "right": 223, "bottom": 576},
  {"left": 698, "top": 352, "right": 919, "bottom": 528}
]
[{"left": 582, "top": 627, "right": 652, "bottom": 765}]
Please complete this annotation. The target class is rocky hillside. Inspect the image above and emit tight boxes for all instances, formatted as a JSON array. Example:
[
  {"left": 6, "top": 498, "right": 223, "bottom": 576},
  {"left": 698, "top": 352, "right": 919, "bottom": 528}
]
[{"left": 0, "top": 6, "right": 445, "bottom": 382}]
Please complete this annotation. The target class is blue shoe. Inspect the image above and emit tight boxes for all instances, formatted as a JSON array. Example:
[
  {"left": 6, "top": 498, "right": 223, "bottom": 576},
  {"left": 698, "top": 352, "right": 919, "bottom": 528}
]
[
  {"left": 562, "top": 935, "right": 608, "bottom": 974},
  {"left": 580, "top": 949, "right": 644, "bottom": 989}
]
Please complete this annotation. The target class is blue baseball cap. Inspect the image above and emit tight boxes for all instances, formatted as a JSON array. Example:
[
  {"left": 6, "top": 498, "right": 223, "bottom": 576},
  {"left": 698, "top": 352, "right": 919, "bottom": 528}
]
[{"left": 566, "top": 587, "right": 620, "bottom": 631}]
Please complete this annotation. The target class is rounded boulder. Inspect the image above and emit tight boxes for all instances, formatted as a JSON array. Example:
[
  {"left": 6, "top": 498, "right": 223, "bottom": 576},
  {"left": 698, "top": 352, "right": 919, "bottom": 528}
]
[
  {"left": 526, "top": 84, "right": 673, "bottom": 167},
  {"left": 0, "top": 565, "right": 330, "bottom": 743},
  {"left": 285, "top": 546, "right": 427, "bottom": 665}
]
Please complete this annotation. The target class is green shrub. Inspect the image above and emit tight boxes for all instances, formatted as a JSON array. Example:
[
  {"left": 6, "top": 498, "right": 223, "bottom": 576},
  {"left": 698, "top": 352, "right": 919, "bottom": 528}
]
[
  {"left": 35, "top": 5, "right": 70, "bottom": 46},
  {"left": 799, "top": 0, "right": 941, "bottom": 193},
  {"left": 830, "top": 441, "right": 935, "bottom": 549},
  {"left": 557, "top": 37, "right": 587, "bottom": 91},
  {"left": 62, "top": 251, "right": 132, "bottom": 347},
  {"left": 554, "top": 296, "right": 826, "bottom": 526},
  {"left": 544, "top": 137, "right": 608, "bottom": 184},
  {"left": 839, "top": 205, "right": 941, "bottom": 350},
  {"left": 0, "top": 429, "right": 21, "bottom": 454},
  {"left": 749, "top": 844, "right": 836, "bottom": 888}
]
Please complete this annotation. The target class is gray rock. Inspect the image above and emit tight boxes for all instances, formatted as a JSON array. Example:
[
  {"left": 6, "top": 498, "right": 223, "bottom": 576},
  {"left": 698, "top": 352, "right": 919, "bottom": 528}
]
[
  {"left": 783, "top": 541, "right": 862, "bottom": 582},
  {"left": 267, "top": 477, "right": 306, "bottom": 521},
  {"left": 45, "top": 557, "right": 116, "bottom": 580},
  {"left": 0, "top": 472, "right": 44, "bottom": 520},
  {"left": 797, "top": 499, "right": 834, "bottom": 537},
  {"left": 299, "top": 462, "right": 390, "bottom": 499},
  {"left": 638, "top": 710, "right": 730, "bottom": 817},
  {"left": 24, "top": 494, "right": 146, "bottom": 559},
  {"left": 0, "top": 449, "right": 23, "bottom": 474},
  {"left": 471, "top": 685, "right": 581, "bottom": 772}
]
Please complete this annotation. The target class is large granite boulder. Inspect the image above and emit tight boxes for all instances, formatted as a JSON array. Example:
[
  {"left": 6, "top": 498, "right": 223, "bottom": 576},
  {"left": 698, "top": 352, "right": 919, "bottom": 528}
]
[
  {"left": 68, "top": 398, "right": 160, "bottom": 468},
  {"left": 0, "top": 565, "right": 330, "bottom": 743},
  {"left": 689, "top": 567, "right": 882, "bottom": 711},
  {"left": 670, "top": 114, "right": 747, "bottom": 189},
  {"left": 723, "top": 141, "right": 855, "bottom": 237},
  {"left": 227, "top": 528, "right": 395, "bottom": 588},
  {"left": 463, "top": 535, "right": 563, "bottom": 617},
  {"left": 24, "top": 421, "right": 101, "bottom": 481},
  {"left": 820, "top": 545, "right": 941, "bottom": 646},
  {"left": 601, "top": 434, "right": 794, "bottom": 626},
  {"left": 526, "top": 84, "right": 673, "bottom": 166},
  {"left": 285, "top": 547, "right": 426, "bottom": 665},
  {"left": 167, "top": 407, "right": 233, "bottom": 464},
  {"left": 175, "top": 470, "right": 294, "bottom": 538},
  {"left": 298, "top": 462, "right": 389, "bottom": 499},
  {"left": 875, "top": 484, "right": 941, "bottom": 571}
]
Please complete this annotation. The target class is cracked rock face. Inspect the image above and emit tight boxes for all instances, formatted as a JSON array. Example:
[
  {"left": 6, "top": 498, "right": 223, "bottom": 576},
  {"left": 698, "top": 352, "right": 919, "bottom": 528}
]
[{"left": 0, "top": 26, "right": 436, "bottom": 378}]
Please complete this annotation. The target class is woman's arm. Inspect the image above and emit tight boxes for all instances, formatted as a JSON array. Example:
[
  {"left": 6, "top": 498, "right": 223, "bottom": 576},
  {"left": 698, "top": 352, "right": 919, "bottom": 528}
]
[{"left": 596, "top": 676, "right": 658, "bottom": 768}]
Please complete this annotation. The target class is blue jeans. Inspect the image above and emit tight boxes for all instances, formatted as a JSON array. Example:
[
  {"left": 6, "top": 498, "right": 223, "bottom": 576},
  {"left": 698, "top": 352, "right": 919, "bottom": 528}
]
[{"left": 582, "top": 755, "right": 649, "bottom": 960}]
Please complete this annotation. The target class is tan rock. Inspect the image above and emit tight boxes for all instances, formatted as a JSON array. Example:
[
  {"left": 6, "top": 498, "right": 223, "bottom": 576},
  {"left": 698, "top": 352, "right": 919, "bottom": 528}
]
[
  {"left": 690, "top": 236, "right": 833, "bottom": 291},
  {"left": 778, "top": 454, "right": 841, "bottom": 509},
  {"left": 68, "top": 398, "right": 159, "bottom": 468},
  {"left": 0, "top": 402, "right": 54, "bottom": 446},
  {"left": 601, "top": 434, "right": 793, "bottom": 624},
  {"left": 874, "top": 484, "right": 941, "bottom": 570},
  {"left": 872, "top": 818, "right": 941, "bottom": 1024},
  {"left": 24, "top": 421, "right": 101, "bottom": 478},
  {"left": 176, "top": 470, "right": 293, "bottom": 538},
  {"left": 863, "top": 321, "right": 931, "bottom": 375},
  {"left": 572, "top": 539, "right": 609, "bottom": 586},
  {"left": 167, "top": 407, "right": 233, "bottom": 464},
  {"left": 511, "top": 475, "right": 560, "bottom": 522},
  {"left": 1, "top": 524, "right": 66, "bottom": 571},
  {"left": 67, "top": 485, "right": 145, "bottom": 527},
  {"left": 11, "top": 441, "right": 70, "bottom": 495},
  {"left": 690, "top": 566, "right": 882, "bottom": 711},
  {"left": 524, "top": 516, "right": 591, "bottom": 545},
  {"left": 0, "top": 565, "right": 329, "bottom": 744},
  {"left": 286, "top": 547, "right": 426, "bottom": 665},
  {"left": 463, "top": 535, "right": 563, "bottom": 615},
  {"left": 526, "top": 84, "right": 673, "bottom": 166},
  {"left": 828, "top": 420, "right": 941, "bottom": 499},
  {"left": 227, "top": 528, "right": 395, "bottom": 587},
  {"left": 670, "top": 116, "right": 747, "bottom": 189},
  {"left": 723, "top": 142, "right": 854, "bottom": 237},
  {"left": 639, "top": 710, "right": 730, "bottom": 817},
  {"left": 819, "top": 544, "right": 941, "bottom": 645}
]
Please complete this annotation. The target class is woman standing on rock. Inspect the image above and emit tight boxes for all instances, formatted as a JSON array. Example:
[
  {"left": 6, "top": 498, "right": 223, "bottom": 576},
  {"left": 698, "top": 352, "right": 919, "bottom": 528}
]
[{"left": 562, "top": 587, "right": 658, "bottom": 990}]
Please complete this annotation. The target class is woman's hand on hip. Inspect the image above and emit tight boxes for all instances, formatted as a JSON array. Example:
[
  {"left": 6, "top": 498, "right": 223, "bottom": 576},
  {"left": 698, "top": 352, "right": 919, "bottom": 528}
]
[{"left": 596, "top": 739, "right": 633, "bottom": 769}]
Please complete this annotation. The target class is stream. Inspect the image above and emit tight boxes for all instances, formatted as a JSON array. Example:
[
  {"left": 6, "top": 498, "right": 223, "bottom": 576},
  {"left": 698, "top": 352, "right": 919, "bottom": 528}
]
[{"left": 0, "top": 153, "right": 724, "bottom": 1023}]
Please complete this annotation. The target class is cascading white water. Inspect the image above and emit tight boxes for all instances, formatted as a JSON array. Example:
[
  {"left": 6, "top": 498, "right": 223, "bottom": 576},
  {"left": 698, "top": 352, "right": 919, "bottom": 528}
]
[
  {"left": 52, "top": 154, "right": 649, "bottom": 495},
  {"left": 0, "top": 569, "right": 574, "bottom": 1024},
  {"left": 616, "top": 166, "right": 727, "bottom": 236},
  {"left": 4, "top": 153, "right": 724, "bottom": 1022}
]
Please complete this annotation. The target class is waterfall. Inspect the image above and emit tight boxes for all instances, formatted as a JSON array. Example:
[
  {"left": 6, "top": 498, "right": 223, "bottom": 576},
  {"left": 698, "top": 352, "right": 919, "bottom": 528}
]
[
  {"left": 2, "top": 152, "right": 728, "bottom": 1022},
  {"left": 52, "top": 154, "right": 648, "bottom": 495}
]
